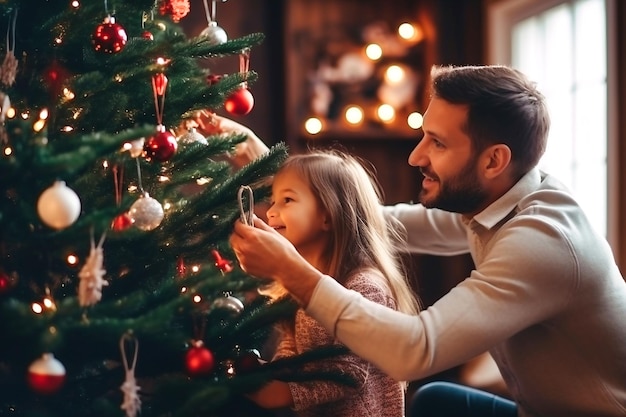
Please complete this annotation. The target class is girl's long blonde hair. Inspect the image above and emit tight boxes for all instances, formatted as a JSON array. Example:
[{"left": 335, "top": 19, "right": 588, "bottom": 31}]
[{"left": 265, "top": 149, "right": 420, "bottom": 316}]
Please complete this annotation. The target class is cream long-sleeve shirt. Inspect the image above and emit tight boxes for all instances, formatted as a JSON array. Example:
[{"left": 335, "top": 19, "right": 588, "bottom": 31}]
[{"left": 306, "top": 168, "right": 626, "bottom": 417}]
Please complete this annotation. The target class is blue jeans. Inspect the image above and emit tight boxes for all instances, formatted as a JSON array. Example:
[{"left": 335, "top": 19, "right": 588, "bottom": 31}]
[{"left": 409, "top": 381, "right": 518, "bottom": 417}]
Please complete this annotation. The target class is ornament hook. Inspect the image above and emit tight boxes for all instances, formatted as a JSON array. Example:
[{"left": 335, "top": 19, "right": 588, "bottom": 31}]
[{"left": 237, "top": 185, "right": 254, "bottom": 226}]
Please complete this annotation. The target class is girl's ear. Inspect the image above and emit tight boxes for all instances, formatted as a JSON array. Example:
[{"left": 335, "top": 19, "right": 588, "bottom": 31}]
[{"left": 321, "top": 213, "right": 332, "bottom": 231}]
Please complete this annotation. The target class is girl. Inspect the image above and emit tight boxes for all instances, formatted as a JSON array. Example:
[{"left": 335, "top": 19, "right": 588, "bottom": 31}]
[{"left": 247, "top": 149, "right": 420, "bottom": 417}]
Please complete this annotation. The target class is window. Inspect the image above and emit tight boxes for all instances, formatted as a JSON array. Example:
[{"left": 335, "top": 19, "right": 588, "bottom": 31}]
[{"left": 488, "top": 0, "right": 611, "bottom": 239}]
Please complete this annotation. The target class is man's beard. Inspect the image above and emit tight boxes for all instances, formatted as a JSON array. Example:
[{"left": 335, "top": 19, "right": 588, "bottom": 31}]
[{"left": 419, "top": 158, "right": 489, "bottom": 214}]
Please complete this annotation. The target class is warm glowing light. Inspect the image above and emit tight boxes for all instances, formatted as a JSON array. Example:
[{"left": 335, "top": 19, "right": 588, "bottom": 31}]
[
  {"left": 345, "top": 106, "right": 364, "bottom": 125},
  {"left": 32, "top": 303, "right": 43, "bottom": 314},
  {"left": 6, "top": 107, "right": 15, "bottom": 118},
  {"left": 62, "top": 126, "right": 74, "bottom": 132},
  {"left": 4, "top": 147, "right": 12, "bottom": 156},
  {"left": 33, "top": 119, "right": 46, "bottom": 132},
  {"left": 39, "top": 109, "right": 49, "bottom": 119},
  {"left": 407, "top": 112, "right": 424, "bottom": 129},
  {"left": 191, "top": 265, "right": 200, "bottom": 273},
  {"left": 156, "top": 57, "right": 168, "bottom": 66},
  {"left": 158, "top": 175, "right": 170, "bottom": 182},
  {"left": 365, "top": 43, "right": 383, "bottom": 60},
  {"left": 304, "top": 117, "right": 323, "bottom": 135},
  {"left": 67, "top": 254, "right": 78, "bottom": 265},
  {"left": 63, "top": 88, "right": 75, "bottom": 99},
  {"left": 398, "top": 22, "right": 424, "bottom": 43},
  {"left": 193, "top": 295, "right": 202, "bottom": 303},
  {"left": 377, "top": 104, "right": 396, "bottom": 123},
  {"left": 122, "top": 142, "right": 132, "bottom": 151},
  {"left": 163, "top": 202, "right": 172, "bottom": 210},
  {"left": 398, "top": 23, "right": 416, "bottom": 40},
  {"left": 114, "top": 74, "right": 123, "bottom": 82},
  {"left": 71, "top": 1, "right": 80, "bottom": 8},
  {"left": 102, "top": 160, "right": 109, "bottom": 169},
  {"left": 181, "top": 286, "right": 188, "bottom": 293},
  {"left": 196, "top": 177, "right": 211, "bottom": 185},
  {"left": 43, "top": 297, "right": 54, "bottom": 309},
  {"left": 385, "top": 65, "right": 405, "bottom": 84},
  {"left": 20, "top": 111, "right": 29, "bottom": 120},
  {"left": 157, "top": 23, "right": 167, "bottom": 31}
]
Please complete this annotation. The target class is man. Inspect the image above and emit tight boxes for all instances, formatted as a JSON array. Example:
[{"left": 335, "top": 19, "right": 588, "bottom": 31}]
[{"left": 227, "top": 65, "right": 626, "bottom": 416}]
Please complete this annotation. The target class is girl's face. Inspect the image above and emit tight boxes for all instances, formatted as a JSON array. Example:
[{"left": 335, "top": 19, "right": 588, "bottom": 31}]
[{"left": 266, "top": 168, "right": 330, "bottom": 263}]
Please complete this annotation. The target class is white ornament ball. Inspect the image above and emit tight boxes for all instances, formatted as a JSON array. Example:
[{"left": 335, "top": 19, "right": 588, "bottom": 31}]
[
  {"left": 27, "top": 353, "right": 66, "bottom": 395},
  {"left": 37, "top": 181, "right": 81, "bottom": 229},
  {"left": 199, "top": 21, "right": 228, "bottom": 45},
  {"left": 129, "top": 192, "right": 164, "bottom": 231}
]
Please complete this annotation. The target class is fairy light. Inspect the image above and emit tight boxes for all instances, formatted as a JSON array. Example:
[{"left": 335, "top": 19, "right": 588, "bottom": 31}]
[
  {"left": 163, "top": 202, "right": 172, "bottom": 210},
  {"left": 63, "top": 88, "right": 75, "bottom": 99},
  {"left": 304, "top": 117, "right": 323, "bottom": 135},
  {"left": 102, "top": 160, "right": 109, "bottom": 169},
  {"left": 407, "top": 112, "right": 424, "bottom": 129},
  {"left": 377, "top": 104, "right": 396, "bottom": 123},
  {"left": 156, "top": 57, "right": 168, "bottom": 66},
  {"left": 4, "top": 147, "right": 12, "bottom": 156},
  {"left": 62, "top": 126, "right": 74, "bottom": 132},
  {"left": 20, "top": 111, "right": 29, "bottom": 120},
  {"left": 193, "top": 295, "right": 202, "bottom": 303},
  {"left": 385, "top": 65, "right": 405, "bottom": 84},
  {"left": 191, "top": 265, "right": 200, "bottom": 273},
  {"left": 365, "top": 43, "right": 383, "bottom": 61},
  {"left": 180, "top": 286, "right": 187, "bottom": 293},
  {"left": 196, "top": 177, "right": 211, "bottom": 185},
  {"left": 54, "top": 37, "right": 63, "bottom": 45},
  {"left": 43, "top": 297, "right": 56, "bottom": 310},
  {"left": 39, "top": 108, "right": 49, "bottom": 119},
  {"left": 71, "top": 1, "right": 80, "bottom": 8},
  {"left": 32, "top": 303, "right": 43, "bottom": 314},
  {"left": 398, "top": 23, "right": 415, "bottom": 40},
  {"left": 6, "top": 107, "right": 15, "bottom": 118},
  {"left": 67, "top": 254, "right": 78, "bottom": 265},
  {"left": 158, "top": 175, "right": 170, "bottom": 182},
  {"left": 114, "top": 74, "right": 123, "bottom": 83},
  {"left": 345, "top": 106, "right": 364, "bottom": 125},
  {"left": 33, "top": 119, "right": 46, "bottom": 132}
]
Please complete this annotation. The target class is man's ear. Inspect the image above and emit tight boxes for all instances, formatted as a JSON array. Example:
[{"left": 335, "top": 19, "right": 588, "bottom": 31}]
[{"left": 481, "top": 144, "right": 512, "bottom": 179}]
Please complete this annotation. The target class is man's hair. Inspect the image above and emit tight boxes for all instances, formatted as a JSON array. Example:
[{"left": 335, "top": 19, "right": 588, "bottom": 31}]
[{"left": 430, "top": 65, "right": 550, "bottom": 178}]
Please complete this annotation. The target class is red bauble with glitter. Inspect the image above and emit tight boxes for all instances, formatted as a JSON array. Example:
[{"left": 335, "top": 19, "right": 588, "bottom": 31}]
[
  {"left": 144, "top": 126, "right": 178, "bottom": 162},
  {"left": 159, "top": 0, "right": 190, "bottom": 22},
  {"left": 92, "top": 16, "right": 128, "bottom": 54},
  {"left": 27, "top": 353, "right": 66, "bottom": 395},
  {"left": 185, "top": 341, "right": 215, "bottom": 376},
  {"left": 224, "top": 87, "right": 254, "bottom": 116}
]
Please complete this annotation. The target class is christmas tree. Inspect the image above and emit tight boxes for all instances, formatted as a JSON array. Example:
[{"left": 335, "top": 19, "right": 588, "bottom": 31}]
[{"left": 0, "top": 1, "right": 349, "bottom": 416}]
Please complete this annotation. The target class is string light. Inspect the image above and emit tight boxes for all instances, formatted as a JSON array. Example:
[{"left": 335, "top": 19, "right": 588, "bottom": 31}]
[
  {"left": 365, "top": 43, "right": 383, "bottom": 61},
  {"left": 344, "top": 106, "right": 364, "bottom": 125},
  {"left": 193, "top": 295, "right": 202, "bottom": 303},
  {"left": 304, "top": 117, "right": 323, "bottom": 135},
  {"left": 376, "top": 104, "right": 395, "bottom": 123},
  {"left": 407, "top": 112, "right": 424, "bottom": 129},
  {"left": 32, "top": 303, "right": 43, "bottom": 314}
]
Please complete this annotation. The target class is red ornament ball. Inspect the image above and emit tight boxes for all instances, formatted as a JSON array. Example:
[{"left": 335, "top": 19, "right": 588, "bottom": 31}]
[
  {"left": 185, "top": 341, "right": 215, "bottom": 376},
  {"left": 224, "top": 87, "right": 254, "bottom": 116},
  {"left": 27, "top": 353, "right": 66, "bottom": 395},
  {"left": 235, "top": 350, "right": 261, "bottom": 373},
  {"left": 0, "top": 271, "right": 12, "bottom": 295},
  {"left": 141, "top": 31, "right": 154, "bottom": 41},
  {"left": 111, "top": 212, "right": 133, "bottom": 231},
  {"left": 144, "top": 127, "right": 178, "bottom": 162},
  {"left": 92, "top": 16, "right": 128, "bottom": 54}
]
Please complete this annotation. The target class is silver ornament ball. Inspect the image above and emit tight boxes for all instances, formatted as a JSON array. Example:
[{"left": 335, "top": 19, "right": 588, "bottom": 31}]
[
  {"left": 129, "top": 192, "right": 164, "bottom": 231},
  {"left": 200, "top": 21, "right": 228, "bottom": 45}
]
